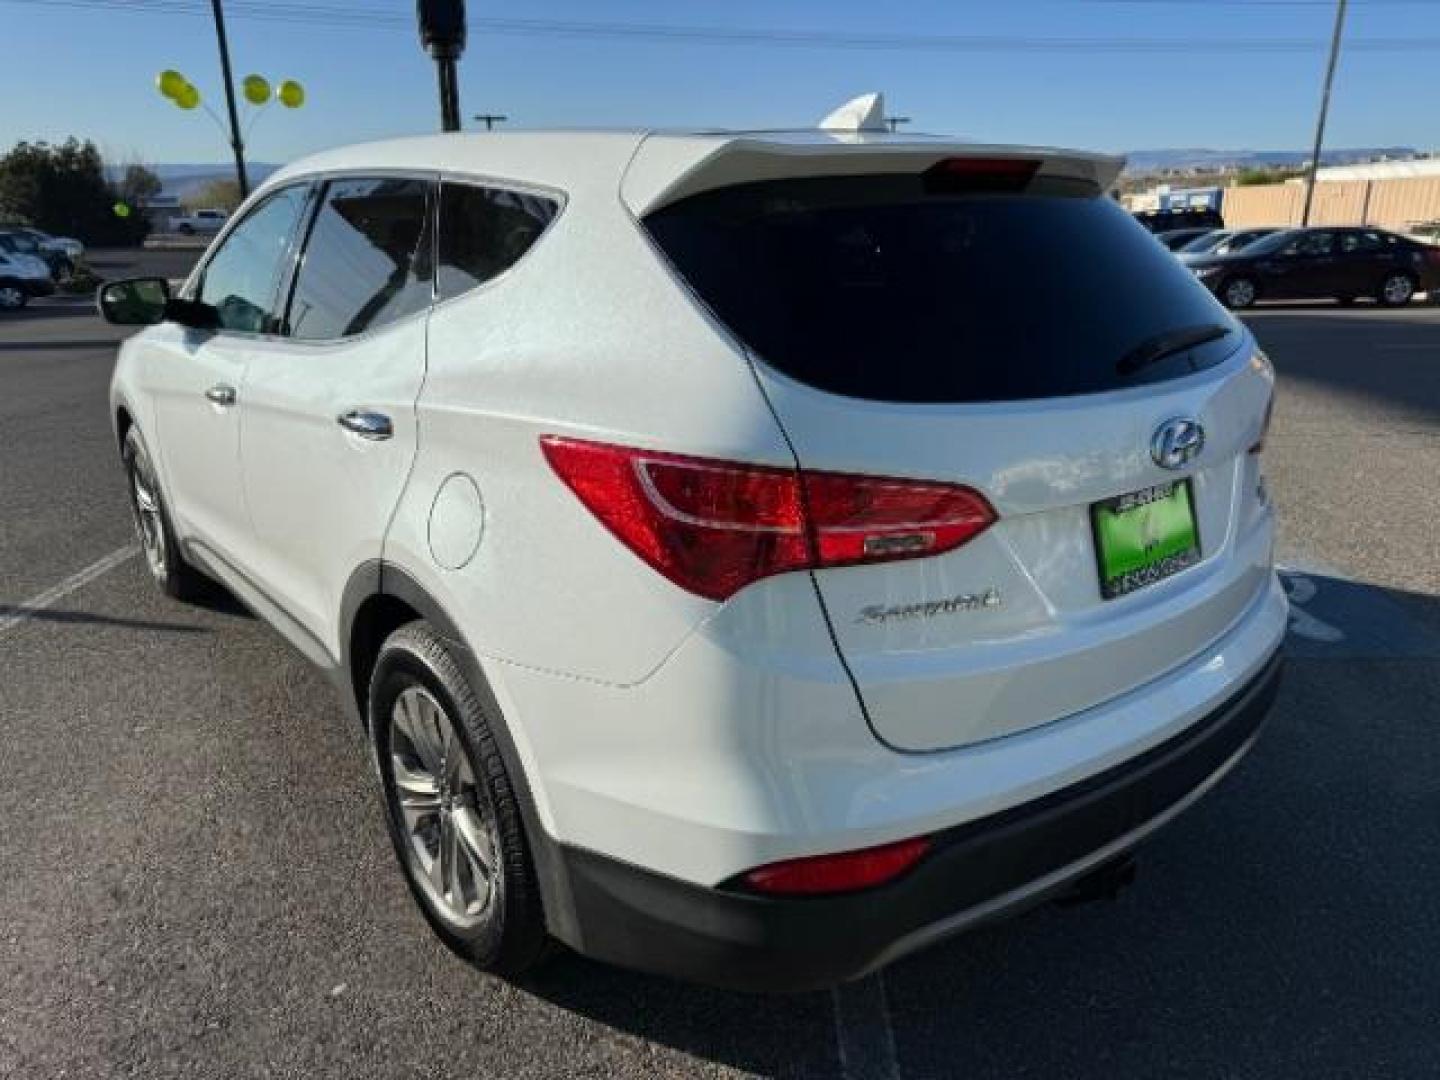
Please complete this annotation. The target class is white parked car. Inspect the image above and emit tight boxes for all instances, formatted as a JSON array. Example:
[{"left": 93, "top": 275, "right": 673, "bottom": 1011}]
[
  {"left": 166, "top": 207, "right": 229, "bottom": 235},
  {"left": 100, "top": 129, "right": 1285, "bottom": 990}
]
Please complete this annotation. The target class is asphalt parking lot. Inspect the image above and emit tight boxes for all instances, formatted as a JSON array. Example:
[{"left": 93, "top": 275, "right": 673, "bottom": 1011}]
[{"left": 2, "top": 251, "right": 1438, "bottom": 1078}]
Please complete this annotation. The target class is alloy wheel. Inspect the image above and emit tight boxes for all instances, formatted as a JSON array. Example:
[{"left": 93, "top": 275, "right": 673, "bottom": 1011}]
[
  {"left": 1225, "top": 279, "right": 1256, "bottom": 309},
  {"left": 388, "top": 686, "right": 500, "bottom": 928},
  {"left": 128, "top": 459, "right": 167, "bottom": 579},
  {"left": 1382, "top": 274, "right": 1414, "bottom": 306},
  {"left": 0, "top": 286, "right": 23, "bottom": 310}
]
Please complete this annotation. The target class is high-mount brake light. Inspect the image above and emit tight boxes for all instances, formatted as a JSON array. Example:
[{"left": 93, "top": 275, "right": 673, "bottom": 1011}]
[
  {"left": 923, "top": 157, "right": 1042, "bottom": 194},
  {"left": 540, "top": 437, "right": 996, "bottom": 601}
]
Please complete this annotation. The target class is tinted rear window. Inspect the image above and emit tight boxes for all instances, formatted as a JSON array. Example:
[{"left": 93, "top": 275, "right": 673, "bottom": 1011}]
[{"left": 645, "top": 175, "right": 1241, "bottom": 403}]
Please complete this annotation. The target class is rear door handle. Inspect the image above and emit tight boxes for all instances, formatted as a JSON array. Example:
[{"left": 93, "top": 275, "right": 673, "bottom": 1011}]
[
  {"left": 337, "top": 409, "right": 393, "bottom": 441},
  {"left": 204, "top": 384, "right": 237, "bottom": 407}
]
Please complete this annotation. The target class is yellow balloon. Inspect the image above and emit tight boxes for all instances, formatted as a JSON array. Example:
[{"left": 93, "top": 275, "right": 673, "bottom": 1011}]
[
  {"left": 174, "top": 82, "right": 201, "bottom": 110},
  {"left": 242, "top": 74, "right": 271, "bottom": 106},
  {"left": 277, "top": 79, "right": 305, "bottom": 109},
  {"left": 156, "top": 69, "right": 187, "bottom": 100}
]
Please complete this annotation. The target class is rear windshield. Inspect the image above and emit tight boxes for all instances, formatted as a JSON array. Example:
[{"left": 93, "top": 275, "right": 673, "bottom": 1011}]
[{"left": 645, "top": 174, "right": 1241, "bottom": 403}]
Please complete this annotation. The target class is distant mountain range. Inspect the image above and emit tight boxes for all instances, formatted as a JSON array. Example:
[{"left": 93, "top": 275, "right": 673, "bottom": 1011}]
[
  {"left": 1122, "top": 147, "right": 1421, "bottom": 174},
  {"left": 107, "top": 163, "right": 280, "bottom": 199}
]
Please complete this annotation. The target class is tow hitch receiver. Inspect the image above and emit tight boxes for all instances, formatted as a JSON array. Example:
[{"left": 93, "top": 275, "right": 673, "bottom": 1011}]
[{"left": 1055, "top": 855, "right": 1138, "bottom": 907}]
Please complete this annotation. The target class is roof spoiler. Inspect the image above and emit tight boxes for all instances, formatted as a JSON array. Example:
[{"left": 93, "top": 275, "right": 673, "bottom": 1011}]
[{"left": 622, "top": 134, "right": 1126, "bottom": 217}]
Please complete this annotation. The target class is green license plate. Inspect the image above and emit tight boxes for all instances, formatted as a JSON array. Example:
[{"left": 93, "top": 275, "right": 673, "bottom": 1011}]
[{"left": 1091, "top": 481, "right": 1201, "bottom": 600}]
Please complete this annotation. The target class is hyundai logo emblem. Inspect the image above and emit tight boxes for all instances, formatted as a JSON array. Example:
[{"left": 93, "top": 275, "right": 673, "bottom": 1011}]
[{"left": 1151, "top": 417, "right": 1205, "bottom": 470}]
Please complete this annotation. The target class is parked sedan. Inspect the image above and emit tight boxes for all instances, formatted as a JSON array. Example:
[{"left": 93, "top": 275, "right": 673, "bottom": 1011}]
[
  {"left": 10, "top": 226, "right": 84, "bottom": 261},
  {"left": 0, "top": 228, "right": 71, "bottom": 281},
  {"left": 1154, "top": 227, "right": 1217, "bottom": 251},
  {"left": 1190, "top": 227, "right": 1440, "bottom": 309},
  {"left": 1176, "top": 228, "right": 1277, "bottom": 264},
  {"left": 0, "top": 247, "right": 55, "bottom": 309}
]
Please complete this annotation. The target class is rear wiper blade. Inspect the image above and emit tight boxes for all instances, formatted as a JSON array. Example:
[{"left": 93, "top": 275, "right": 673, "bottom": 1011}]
[{"left": 1117, "top": 323, "right": 1232, "bottom": 377}]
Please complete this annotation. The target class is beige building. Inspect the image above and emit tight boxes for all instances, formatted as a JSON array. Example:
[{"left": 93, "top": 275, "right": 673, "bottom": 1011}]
[{"left": 1221, "top": 159, "right": 1440, "bottom": 235}]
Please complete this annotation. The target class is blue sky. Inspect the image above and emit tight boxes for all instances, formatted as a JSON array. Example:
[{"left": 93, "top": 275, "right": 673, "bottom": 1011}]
[{"left": 2, "top": 0, "right": 1437, "bottom": 165}]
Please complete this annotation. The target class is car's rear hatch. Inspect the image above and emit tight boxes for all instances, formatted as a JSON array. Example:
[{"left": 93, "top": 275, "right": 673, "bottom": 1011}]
[{"left": 634, "top": 137, "right": 1276, "bottom": 752}]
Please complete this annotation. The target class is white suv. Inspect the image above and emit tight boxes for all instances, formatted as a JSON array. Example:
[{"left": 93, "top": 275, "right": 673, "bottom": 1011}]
[{"left": 101, "top": 130, "right": 1285, "bottom": 991}]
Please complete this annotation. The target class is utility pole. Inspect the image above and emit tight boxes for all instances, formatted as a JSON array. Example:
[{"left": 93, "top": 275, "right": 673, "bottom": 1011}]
[
  {"left": 418, "top": 0, "right": 467, "bottom": 133},
  {"left": 1301, "top": 0, "right": 1348, "bottom": 227},
  {"left": 209, "top": 0, "right": 249, "bottom": 197},
  {"left": 473, "top": 113, "right": 508, "bottom": 131}
]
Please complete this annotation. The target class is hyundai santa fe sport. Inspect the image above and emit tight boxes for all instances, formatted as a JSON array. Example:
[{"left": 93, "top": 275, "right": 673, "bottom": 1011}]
[{"left": 100, "top": 130, "right": 1286, "bottom": 992}]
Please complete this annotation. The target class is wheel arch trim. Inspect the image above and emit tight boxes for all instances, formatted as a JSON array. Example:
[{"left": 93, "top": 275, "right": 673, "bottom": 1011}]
[{"left": 338, "top": 561, "right": 585, "bottom": 946}]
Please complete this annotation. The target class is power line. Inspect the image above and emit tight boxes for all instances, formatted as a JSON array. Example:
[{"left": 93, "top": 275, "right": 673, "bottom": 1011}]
[{"left": 6, "top": 0, "right": 1440, "bottom": 53}]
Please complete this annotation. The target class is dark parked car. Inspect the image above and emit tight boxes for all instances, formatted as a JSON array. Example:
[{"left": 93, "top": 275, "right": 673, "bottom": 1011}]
[
  {"left": 1134, "top": 207, "right": 1224, "bottom": 233},
  {"left": 1176, "top": 228, "right": 1277, "bottom": 261},
  {"left": 1155, "top": 227, "right": 1217, "bottom": 251},
  {"left": 1190, "top": 227, "right": 1440, "bottom": 310}
]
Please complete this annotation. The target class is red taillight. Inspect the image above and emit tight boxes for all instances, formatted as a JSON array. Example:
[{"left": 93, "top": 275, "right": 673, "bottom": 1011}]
[
  {"left": 741, "top": 837, "right": 932, "bottom": 896},
  {"left": 540, "top": 437, "right": 996, "bottom": 601}
]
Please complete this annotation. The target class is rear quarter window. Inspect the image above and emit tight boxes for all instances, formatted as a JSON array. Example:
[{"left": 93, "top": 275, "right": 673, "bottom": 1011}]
[
  {"left": 645, "top": 174, "right": 1242, "bottom": 403},
  {"left": 437, "top": 182, "right": 560, "bottom": 301}
]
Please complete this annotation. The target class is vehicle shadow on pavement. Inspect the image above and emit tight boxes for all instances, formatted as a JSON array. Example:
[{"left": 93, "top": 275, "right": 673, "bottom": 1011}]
[
  {"left": 514, "top": 573, "right": 1438, "bottom": 1079},
  {"left": 0, "top": 305, "right": 101, "bottom": 325},
  {"left": 1245, "top": 306, "right": 1440, "bottom": 425},
  {"left": 0, "top": 604, "right": 209, "bottom": 634},
  {"left": 518, "top": 953, "right": 842, "bottom": 1077},
  {"left": 0, "top": 339, "right": 127, "bottom": 352}
]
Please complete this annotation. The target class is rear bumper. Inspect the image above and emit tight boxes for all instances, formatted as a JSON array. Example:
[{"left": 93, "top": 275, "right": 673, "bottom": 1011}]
[{"left": 553, "top": 648, "right": 1281, "bottom": 992}]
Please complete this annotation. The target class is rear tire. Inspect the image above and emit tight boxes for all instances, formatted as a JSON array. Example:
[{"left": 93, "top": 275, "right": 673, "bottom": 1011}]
[
  {"left": 1221, "top": 276, "right": 1258, "bottom": 310},
  {"left": 1377, "top": 272, "right": 1416, "bottom": 307},
  {"left": 370, "top": 621, "right": 548, "bottom": 977},
  {"left": 122, "top": 427, "right": 208, "bottom": 600}
]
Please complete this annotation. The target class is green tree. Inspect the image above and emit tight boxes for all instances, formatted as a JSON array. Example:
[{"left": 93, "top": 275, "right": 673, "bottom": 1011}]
[
  {"left": 1235, "top": 168, "right": 1277, "bottom": 187},
  {"left": 119, "top": 163, "right": 163, "bottom": 207},
  {"left": 0, "top": 138, "right": 148, "bottom": 244},
  {"left": 185, "top": 178, "right": 244, "bottom": 213}
]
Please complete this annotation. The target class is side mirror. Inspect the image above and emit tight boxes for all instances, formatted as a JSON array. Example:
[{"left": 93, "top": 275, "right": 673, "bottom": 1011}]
[
  {"left": 97, "top": 276, "right": 221, "bottom": 331},
  {"left": 97, "top": 277, "right": 170, "bottom": 326}
]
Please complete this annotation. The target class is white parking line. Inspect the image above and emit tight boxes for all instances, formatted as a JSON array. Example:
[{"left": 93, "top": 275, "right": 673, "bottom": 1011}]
[
  {"left": 0, "top": 544, "right": 139, "bottom": 637},
  {"left": 831, "top": 973, "right": 901, "bottom": 1079}
]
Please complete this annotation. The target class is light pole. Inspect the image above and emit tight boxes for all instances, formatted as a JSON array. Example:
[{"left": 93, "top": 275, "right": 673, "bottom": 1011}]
[
  {"left": 209, "top": 0, "right": 249, "bottom": 197},
  {"left": 1301, "top": 0, "right": 1349, "bottom": 227},
  {"left": 418, "top": 0, "right": 467, "bottom": 132}
]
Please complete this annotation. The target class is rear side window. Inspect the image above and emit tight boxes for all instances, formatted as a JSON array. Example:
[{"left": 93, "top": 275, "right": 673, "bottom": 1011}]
[
  {"left": 645, "top": 174, "right": 1241, "bottom": 403},
  {"left": 285, "top": 177, "right": 433, "bottom": 341},
  {"left": 436, "top": 182, "right": 559, "bottom": 301}
]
